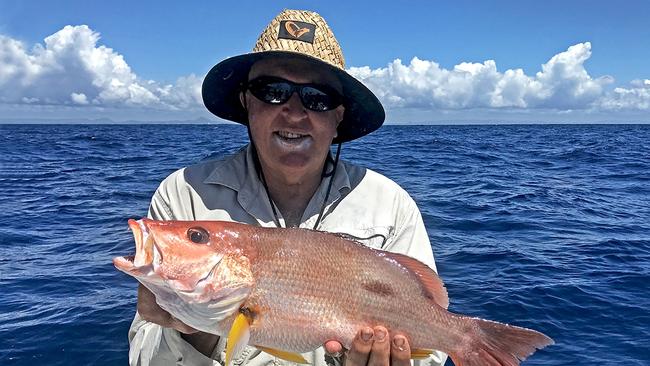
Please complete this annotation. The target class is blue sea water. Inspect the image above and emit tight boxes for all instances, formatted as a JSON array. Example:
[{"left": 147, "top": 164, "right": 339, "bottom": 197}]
[{"left": 0, "top": 124, "right": 648, "bottom": 365}]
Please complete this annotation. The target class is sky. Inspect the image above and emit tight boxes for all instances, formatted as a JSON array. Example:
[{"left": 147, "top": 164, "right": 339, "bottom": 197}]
[{"left": 1, "top": 0, "right": 649, "bottom": 123}]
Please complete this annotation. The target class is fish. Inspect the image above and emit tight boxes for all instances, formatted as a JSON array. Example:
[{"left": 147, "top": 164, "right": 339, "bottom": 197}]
[{"left": 113, "top": 218, "right": 553, "bottom": 366}]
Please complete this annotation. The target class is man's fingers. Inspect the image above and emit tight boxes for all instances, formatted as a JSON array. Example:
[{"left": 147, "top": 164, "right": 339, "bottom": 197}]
[
  {"left": 366, "top": 327, "right": 390, "bottom": 366},
  {"left": 345, "top": 327, "right": 374, "bottom": 366},
  {"left": 390, "top": 334, "right": 411, "bottom": 366},
  {"left": 324, "top": 340, "right": 344, "bottom": 356}
]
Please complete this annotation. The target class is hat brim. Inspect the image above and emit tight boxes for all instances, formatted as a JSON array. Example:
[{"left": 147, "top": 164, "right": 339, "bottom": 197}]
[{"left": 202, "top": 51, "right": 385, "bottom": 144}]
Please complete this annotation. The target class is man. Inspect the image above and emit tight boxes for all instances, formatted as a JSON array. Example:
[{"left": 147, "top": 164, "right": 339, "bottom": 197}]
[{"left": 128, "top": 9, "right": 446, "bottom": 366}]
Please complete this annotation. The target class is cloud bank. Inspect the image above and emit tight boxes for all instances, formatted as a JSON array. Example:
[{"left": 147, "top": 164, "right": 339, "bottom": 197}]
[
  {"left": 0, "top": 25, "right": 648, "bottom": 120},
  {"left": 0, "top": 25, "right": 202, "bottom": 110},
  {"left": 349, "top": 43, "right": 649, "bottom": 112}
]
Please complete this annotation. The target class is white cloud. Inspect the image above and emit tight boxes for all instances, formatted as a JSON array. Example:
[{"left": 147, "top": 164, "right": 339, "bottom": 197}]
[
  {"left": 349, "top": 42, "right": 647, "bottom": 112},
  {"left": 70, "top": 92, "right": 88, "bottom": 105},
  {"left": 597, "top": 79, "right": 650, "bottom": 110},
  {"left": 0, "top": 25, "right": 202, "bottom": 109},
  {"left": 153, "top": 74, "right": 204, "bottom": 110}
]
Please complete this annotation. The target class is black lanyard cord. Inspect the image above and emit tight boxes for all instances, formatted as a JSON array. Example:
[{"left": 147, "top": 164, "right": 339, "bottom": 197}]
[
  {"left": 313, "top": 142, "right": 341, "bottom": 230},
  {"left": 248, "top": 132, "right": 341, "bottom": 230}
]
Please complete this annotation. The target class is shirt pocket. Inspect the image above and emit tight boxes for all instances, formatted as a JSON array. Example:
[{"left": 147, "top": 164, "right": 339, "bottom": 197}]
[{"left": 333, "top": 226, "right": 393, "bottom": 250}]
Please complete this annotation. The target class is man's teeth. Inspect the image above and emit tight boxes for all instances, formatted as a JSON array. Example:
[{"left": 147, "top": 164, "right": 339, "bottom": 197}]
[{"left": 278, "top": 131, "right": 306, "bottom": 139}]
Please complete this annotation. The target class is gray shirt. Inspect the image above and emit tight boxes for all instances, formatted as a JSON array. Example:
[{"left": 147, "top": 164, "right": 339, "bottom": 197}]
[{"left": 127, "top": 145, "right": 446, "bottom": 366}]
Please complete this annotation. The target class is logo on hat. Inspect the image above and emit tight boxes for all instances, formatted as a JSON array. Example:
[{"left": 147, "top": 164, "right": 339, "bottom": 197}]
[{"left": 278, "top": 20, "right": 316, "bottom": 43}]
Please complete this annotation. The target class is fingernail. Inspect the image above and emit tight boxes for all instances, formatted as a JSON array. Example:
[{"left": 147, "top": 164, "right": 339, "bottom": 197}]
[
  {"left": 393, "top": 336, "right": 405, "bottom": 348},
  {"left": 361, "top": 328, "right": 373, "bottom": 342},
  {"left": 374, "top": 329, "right": 386, "bottom": 342}
]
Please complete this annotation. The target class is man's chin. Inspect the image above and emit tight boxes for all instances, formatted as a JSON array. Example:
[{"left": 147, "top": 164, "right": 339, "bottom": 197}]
[{"left": 277, "top": 153, "right": 313, "bottom": 170}]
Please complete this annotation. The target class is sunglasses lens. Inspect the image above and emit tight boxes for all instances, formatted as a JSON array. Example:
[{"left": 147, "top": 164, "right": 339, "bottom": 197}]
[
  {"left": 300, "top": 86, "right": 339, "bottom": 111},
  {"left": 250, "top": 80, "right": 292, "bottom": 104}
]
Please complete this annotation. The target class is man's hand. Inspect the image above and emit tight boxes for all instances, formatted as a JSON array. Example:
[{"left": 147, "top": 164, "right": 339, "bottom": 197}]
[
  {"left": 137, "top": 284, "right": 219, "bottom": 357},
  {"left": 324, "top": 326, "right": 411, "bottom": 366},
  {"left": 137, "top": 284, "right": 198, "bottom": 334}
]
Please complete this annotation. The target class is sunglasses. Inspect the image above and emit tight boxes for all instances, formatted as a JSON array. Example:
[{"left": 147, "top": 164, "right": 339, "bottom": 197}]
[{"left": 245, "top": 76, "right": 343, "bottom": 112}]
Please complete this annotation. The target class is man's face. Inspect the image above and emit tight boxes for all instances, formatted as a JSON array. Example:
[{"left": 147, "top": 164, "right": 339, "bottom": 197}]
[{"left": 243, "top": 57, "right": 345, "bottom": 183}]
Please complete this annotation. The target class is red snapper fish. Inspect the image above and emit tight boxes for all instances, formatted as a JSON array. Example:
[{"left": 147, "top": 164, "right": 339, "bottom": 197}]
[{"left": 113, "top": 219, "right": 553, "bottom": 366}]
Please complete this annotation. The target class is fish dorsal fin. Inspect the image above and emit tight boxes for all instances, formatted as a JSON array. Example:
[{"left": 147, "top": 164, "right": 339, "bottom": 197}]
[
  {"left": 383, "top": 252, "right": 449, "bottom": 309},
  {"left": 226, "top": 313, "right": 251, "bottom": 366},
  {"left": 255, "top": 346, "right": 309, "bottom": 364}
]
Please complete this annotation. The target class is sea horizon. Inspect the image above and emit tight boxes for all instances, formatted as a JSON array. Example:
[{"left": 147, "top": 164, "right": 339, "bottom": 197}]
[{"left": 2, "top": 119, "right": 650, "bottom": 126}]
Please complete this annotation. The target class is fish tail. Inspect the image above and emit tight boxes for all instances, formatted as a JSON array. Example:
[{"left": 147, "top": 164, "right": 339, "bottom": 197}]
[{"left": 448, "top": 318, "right": 553, "bottom": 366}]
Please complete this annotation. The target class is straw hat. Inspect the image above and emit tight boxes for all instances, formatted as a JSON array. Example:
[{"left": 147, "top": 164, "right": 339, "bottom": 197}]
[{"left": 202, "top": 9, "right": 385, "bottom": 143}]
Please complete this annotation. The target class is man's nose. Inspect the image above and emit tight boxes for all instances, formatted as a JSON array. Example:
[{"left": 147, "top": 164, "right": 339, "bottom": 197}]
[{"left": 281, "top": 91, "right": 307, "bottom": 119}]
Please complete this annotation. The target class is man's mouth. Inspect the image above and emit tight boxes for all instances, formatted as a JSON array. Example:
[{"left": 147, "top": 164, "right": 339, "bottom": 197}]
[
  {"left": 276, "top": 130, "right": 309, "bottom": 140},
  {"left": 273, "top": 131, "right": 312, "bottom": 151}
]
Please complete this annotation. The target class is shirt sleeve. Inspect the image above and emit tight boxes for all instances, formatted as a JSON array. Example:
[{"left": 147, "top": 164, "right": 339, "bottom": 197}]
[
  {"left": 383, "top": 194, "right": 448, "bottom": 366},
  {"left": 126, "top": 182, "right": 221, "bottom": 366}
]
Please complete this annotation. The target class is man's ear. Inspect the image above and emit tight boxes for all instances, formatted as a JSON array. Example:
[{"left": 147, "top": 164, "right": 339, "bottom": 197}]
[
  {"left": 239, "top": 91, "right": 246, "bottom": 109},
  {"left": 332, "top": 105, "right": 345, "bottom": 138},
  {"left": 335, "top": 104, "right": 345, "bottom": 127}
]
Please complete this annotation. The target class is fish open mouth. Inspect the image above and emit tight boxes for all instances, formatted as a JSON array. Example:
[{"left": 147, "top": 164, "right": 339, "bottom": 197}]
[{"left": 113, "top": 219, "right": 155, "bottom": 273}]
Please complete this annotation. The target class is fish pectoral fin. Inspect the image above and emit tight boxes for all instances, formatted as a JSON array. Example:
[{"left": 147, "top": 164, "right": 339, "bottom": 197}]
[
  {"left": 226, "top": 313, "right": 251, "bottom": 366},
  {"left": 410, "top": 348, "right": 435, "bottom": 360},
  {"left": 255, "top": 346, "right": 310, "bottom": 364}
]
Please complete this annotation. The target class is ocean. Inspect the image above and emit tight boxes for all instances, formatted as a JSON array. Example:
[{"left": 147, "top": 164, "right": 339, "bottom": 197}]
[{"left": 0, "top": 124, "right": 648, "bottom": 365}]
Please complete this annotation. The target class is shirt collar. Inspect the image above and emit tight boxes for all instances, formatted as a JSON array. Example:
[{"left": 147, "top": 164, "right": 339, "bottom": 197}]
[{"left": 203, "top": 144, "right": 352, "bottom": 227}]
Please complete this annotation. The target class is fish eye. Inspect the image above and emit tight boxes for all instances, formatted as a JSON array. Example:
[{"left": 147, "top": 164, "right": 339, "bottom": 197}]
[{"left": 187, "top": 227, "right": 209, "bottom": 244}]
